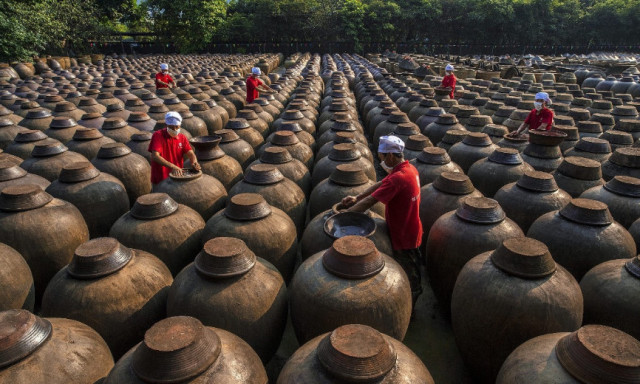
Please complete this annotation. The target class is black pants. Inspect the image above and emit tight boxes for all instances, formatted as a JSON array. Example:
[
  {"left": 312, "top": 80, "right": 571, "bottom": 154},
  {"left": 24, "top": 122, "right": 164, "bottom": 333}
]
[{"left": 392, "top": 248, "right": 423, "bottom": 308}]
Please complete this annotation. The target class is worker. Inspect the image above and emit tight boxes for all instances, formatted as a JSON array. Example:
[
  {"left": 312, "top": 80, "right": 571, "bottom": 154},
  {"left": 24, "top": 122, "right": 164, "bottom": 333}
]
[
  {"left": 148, "top": 111, "right": 200, "bottom": 184},
  {"left": 155, "top": 63, "right": 174, "bottom": 89},
  {"left": 342, "top": 135, "right": 423, "bottom": 308},
  {"left": 509, "top": 92, "right": 554, "bottom": 137},
  {"left": 246, "top": 67, "right": 273, "bottom": 104},
  {"left": 441, "top": 64, "right": 457, "bottom": 99}
]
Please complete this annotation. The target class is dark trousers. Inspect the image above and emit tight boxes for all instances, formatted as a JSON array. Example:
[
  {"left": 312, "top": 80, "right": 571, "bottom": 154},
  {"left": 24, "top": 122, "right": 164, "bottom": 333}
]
[{"left": 392, "top": 248, "right": 423, "bottom": 308}]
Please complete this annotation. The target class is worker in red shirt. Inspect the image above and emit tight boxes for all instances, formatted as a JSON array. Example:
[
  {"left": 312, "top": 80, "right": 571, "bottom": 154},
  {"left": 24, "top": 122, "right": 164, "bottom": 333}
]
[
  {"left": 246, "top": 67, "right": 273, "bottom": 104},
  {"left": 342, "top": 135, "right": 423, "bottom": 308},
  {"left": 441, "top": 64, "right": 457, "bottom": 99},
  {"left": 148, "top": 111, "right": 200, "bottom": 184},
  {"left": 509, "top": 92, "right": 554, "bottom": 137},
  {"left": 155, "top": 63, "right": 174, "bottom": 89}
]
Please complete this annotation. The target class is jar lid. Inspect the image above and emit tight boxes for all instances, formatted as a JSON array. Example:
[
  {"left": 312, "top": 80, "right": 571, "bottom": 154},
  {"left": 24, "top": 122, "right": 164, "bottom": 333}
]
[
  {"left": 490, "top": 237, "right": 556, "bottom": 279},
  {"left": 324, "top": 212, "right": 376, "bottom": 240},
  {"left": 149, "top": 104, "right": 169, "bottom": 113},
  {"left": 575, "top": 137, "right": 611, "bottom": 154},
  {"left": 131, "top": 316, "right": 221, "bottom": 383},
  {"left": 130, "top": 193, "right": 179, "bottom": 220},
  {"left": 603, "top": 176, "right": 640, "bottom": 198},
  {"left": 559, "top": 198, "right": 613, "bottom": 226},
  {"left": 101, "top": 117, "right": 127, "bottom": 130},
  {"left": 72, "top": 127, "right": 103, "bottom": 140},
  {"left": 577, "top": 121, "right": 603, "bottom": 134},
  {"left": 610, "top": 147, "right": 640, "bottom": 168},
  {"left": 416, "top": 147, "right": 451, "bottom": 165},
  {"left": 78, "top": 98, "right": 98, "bottom": 106},
  {"left": 557, "top": 156, "right": 602, "bottom": 181},
  {"left": 405, "top": 134, "right": 431, "bottom": 151},
  {"left": 30, "top": 139, "right": 68, "bottom": 157},
  {"left": 328, "top": 163, "right": 368, "bottom": 186},
  {"left": 0, "top": 160, "right": 27, "bottom": 181},
  {"left": 433, "top": 172, "right": 475, "bottom": 195},
  {"left": 468, "top": 114, "right": 493, "bottom": 126},
  {"left": 528, "top": 129, "right": 568, "bottom": 146},
  {"left": 426, "top": 107, "right": 445, "bottom": 117},
  {"left": 244, "top": 164, "right": 284, "bottom": 184},
  {"left": 58, "top": 161, "right": 100, "bottom": 183},
  {"left": 217, "top": 129, "right": 240, "bottom": 143},
  {"left": 260, "top": 146, "right": 292, "bottom": 164},
  {"left": 67, "top": 237, "right": 134, "bottom": 279},
  {"left": 279, "top": 121, "right": 303, "bottom": 133},
  {"left": 236, "top": 109, "right": 258, "bottom": 121},
  {"left": 190, "top": 135, "right": 224, "bottom": 160},
  {"left": 322, "top": 235, "right": 385, "bottom": 279},
  {"left": 131, "top": 132, "right": 152, "bottom": 142},
  {"left": 224, "top": 193, "right": 272, "bottom": 221},
  {"left": 394, "top": 123, "right": 419, "bottom": 136},
  {"left": 53, "top": 102, "right": 76, "bottom": 112},
  {"left": 330, "top": 120, "right": 356, "bottom": 132},
  {"left": 195, "top": 237, "right": 256, "bottom": 278},
  {"left": 226, "top": 118, "right": 250, "bottom": 130},
  {"left": 106, "top": 103, "right": 124, "bottom": 112},
  {"left": 602, "top": 130, "right": 634, "bottom": 146},
  {"left": 388, "top": 111, "right": 409, "bottom": 124},
  {"left": 283, "top": 109, "right": 304, "bottom": 120},
  {"left": 271, "top": 131, "right": 300, "bottom": 146},
  {"left": 556, "top": 325, "right": 640, "bottom": 384},
  {"left": 169, "top": 168, "right": 202, "bottom": 181},
  {"left": 189, "top": 102, "right": 209, "bottom": 112},
  {"left": 127, "top": 112, "right": 150, "bottom": 123},
  {"left": 435, "top": 113, "right": 458, "bottom": 124},
  {"left": 14, "top": 130, "right": 47, "bottom": 143},
  {"left": 49, "top": 116, "right": 77, "bottom": 129},
  {"left": 462, "top": 132, "right": 493, "bottom": 147},
  {"left": 0, "top": 309, "right": 53, "bottom": 369},
  {"left": 316, "top": 324, "right": 397, "bottom": 382},
  {"left": 0, "top": 184, "right": 53, "bottom": 211},
  {"left": 455, "top": 197, "right": 506, "bottom": 224},
  {"left": 517, "top": 170, "right": 559, "bottom": 192},
  {"left": 328, "top": 143, "right": 361, "bottom": 162},
  {"left": 24, "top": 109, "right": 51, "bottom": 119},
  {"left": 97, "top": 142, "right": 131, "bottom": 158},
  {"left": 625, "top": 255, "right": 640, "bottom": 279}
]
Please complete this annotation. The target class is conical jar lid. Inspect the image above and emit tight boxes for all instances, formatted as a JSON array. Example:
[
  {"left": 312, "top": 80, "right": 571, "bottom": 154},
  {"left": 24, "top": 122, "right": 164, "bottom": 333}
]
[
  {"left": 433, "top": 172, "right": 475, "bottom": 195},
  {"left": 462, "top": 132, "right": 493, "bottom": 147},
  {"left": 416, "top": 147, "right": 451, "bottom": 165},
  {"left": 97, "top": 142, "right": 132, "bottom": 158},
  {"left": 101, "top": 117, "right": 127, "bottom": 130},
  {"left": 195, "top": 237, "right": 257, "bottom": 278},
  {"left": 517, "top": 170, "right": 559, "bottom": 192},
  {"left": 0, "top": 184, "right": 52, "bottom": 212},
  {"left": 72, "top": 127, "right": 104, "bottom": 140},
  {"left": 329, "top": 163, "right": 369, "bottom": 186},
  {"left": 575, "top": 137, "right": 611, "bottom": 154},
  {"left": 226, "top": 118, "right": 250, "bottom": 130},
  {"left": 610, "top": 147, "right": 640, "bottom": 168},
  {"left": 604, "top": 176, "right": 640, "bottom": 198},
  {"left": 67, "top": 237, "right": 134, "bottom": 279},
  {"left": 625, "top": 255, "right": 640, "bottom": 279},
  {"left": 322, "top": 235, "right": 385, "bottom": 279},
  {"left": 30, "top": 139, "right": 68, "bottom": 157},
  {"left": 0, "top": 309, "right": 52, "bottom": 369},
  {"left": 271, "top": 131, "right": 299, "bottom": 146},
  {"left": 58, "top": 161, "right": 100, "bottom": 183},
  {"left": 490, "top": 237, "right": 556, "bottom": 279},
  {"left": 328, "top": 143, "right": 361, "bottom": 162},
  {"left": 49, "top": 116, "right": 77, "bottom": 129},
  {"left": 260, "top": 147, "right": 292, "bottom": 164},
  {"left": 130, "top": 193, "right": 179, "bottom": 220},
  {"left": 488, "top": 148, "right": 523, "bottom": 165},
  {"left": 455, "top": 197, "right": 506, "bottom": 224},
  {"left": 14, "top": 130, "right": 47, "bottom": 143},
  {"left": 557, "top": 156, "right": 602, "bottom": 181},
  {"left": 559, "top": 198, "right": 613, "bottom": 226},
  {"left": 217, "top": 129, "right": 240, "bottom": 143},
  {"left": 223, "top": 193, "right": 272, "bottom": 221},
  {"left": 244, "top": 164, "right": 284, "bottom": 185},
  {"left": 0, "top": 160, "right": 27, "bottom": 181}
]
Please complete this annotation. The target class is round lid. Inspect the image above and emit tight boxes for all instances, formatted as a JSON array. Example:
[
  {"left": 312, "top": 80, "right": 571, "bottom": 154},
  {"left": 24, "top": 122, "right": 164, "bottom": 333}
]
[
  {"left": 72, "top": 127, "right": 104, "bottom": 140},
  {"left": 149, "top": 104, "right": 169, "bottom": 113},
  {"left": 330, "top": 120, "right": 356, "bottom": 132},
  {"left": 224, "top": 193, "right": 272, "bottom": 221},
  {"left": 405, "top": 134, "right": 431, "bottom": 151},
  {"left": 217, "top": 129, "right": 240, "bottom": 143},
  {"left": 244, "top": 164, "right": 284, "bottom": 184},
  {"left": 610, "top": 147, "right": 640, "bottom": 168},
  {"left": 30, "top": 139, "right": 68, "bottom": 157},
  {"left": 283, "top": 109, "right": 304, "bottom": 120},
  {"left": 67, "top": 237, "right": 134, "bottom": 279},
  {"left": 131, "top": 316, "right": 221, "bottom": 383},
  {"left": 127, "top": 112, "right": 150, "bottom": 123},
  {"left": 388, "top": 111, "right": 409, "bottom": 124},
  {"left": 131, "top": 132, "right": 152, "bottom": 142},
  {"left": 577, "top": 121, "right": 603, "bottom": 134},
  {"left": 575, "top": 137, "right": 611, "bottom": 154},
  {"left": 557, "top": 156, "right": 602, "bottom": 181},
  {"left": 53, "top": 102, "right": 76, "bottom": 112},
  {"left": 468, "top": 114, "right": 493, "bottom": 126},
  {"left": 483, "top": 124, "right": 509, "bottom": 137},
  {"left": 322, "top": 235, "right": 385, "bottom": 279},
  {"left": 559, "top": 198, "right": 613, "bottom": 226},
  {"left": 226, "top": 118, "right": 250, "bottom": 130},
  {"left": 316, "top": 324, "right": 397, "bottom": 382},
  {"left": 0, "top": 160, "right": 27, "bottom": 181},
  {"left": 0, "top": 309, "right": 52, "bottom": 369},
  {"left": 24, "top": 109, "right": 51, "bottom": 119},
  {"left": 517, "top": 170, "right": 559, "bottom": 192},
  {"left": 130, "top": 193, "right": 179, "bottom": 220},
  {"left": 330, "top": 163, "right": 369, "bottom": 186},
  {"left": 324, "top": 212, "right": 376, "bottom": 240},
  {"left": 169, "top": 168, "right": 202, "bottom": 181},
  {"left": 190, "top": 135, "right": 224, "bottom": 160},
  {"left": 14, "top": 130, "right": 47, "bottom": 143},
  {"left": 528, "top": 129, "right": 568, "bottom": 146},
  {"left": 488, "top": 147, "right": 523, "bottom": 165},
  {"left": 195, "top": 237, "right": 256, "bottom": 278},
  {"left": 556, "top": 325, "right": 640, "bottom": 384},
  {"left": 417, "top": 147, "right": 451, "bottom": 165},
  {"left": 435, "top": 113, "right": 458, "bottom": 124},
  {"left": 80, "top": 112, "right": 102, "bottom": 121},
  {"left": 236, "top": 109, "right": 258, "bottom": 120},
  {"left": 603, "top": 176, "right": 640, "bottom": 198},
  {"left": 49, "top": 116, "right": 77, "bottom": 129},
  {"left": 490, "top": 237, "right": 556, "bottom": 278},
  {"left": 462, "top": 132, "right": 493, "bottom": 147},
  {"left": 97, "top": 142, "right": 132, "bottom": 158},
  {"left": 271, "top": 131, "right": 299, "bottom": 146},
  {"left": 279, "top": 121, "right": 303, "bottom": 133},
  {"left": 433, "top": 172, "right": 475, "bottom": 195},
  {"left": 625, "top": 255, "right": 640, "bottom": 279},
  {"left": 0, "top": 184, "right": 53, "bottom": 212},
  {"left": 394, "top": 123, "right": 419, "bottom": 136},
  {"left": 602, "top": 130, "right": 634, "bottom": 146},
  {"left": 260, "top": 147, "right": 292, "bottom": 164},
  {"left": 328, "top": 143, "right": 361, "bottom": 162},
  {"left": 58, "top": 161, "right": 100, "bottom": 183},
  {"left": 455, "top": 197, "right": 506, "bottom": 224},
  {"left": 190, "top": 102, "right": 209, "bottom": 112}
]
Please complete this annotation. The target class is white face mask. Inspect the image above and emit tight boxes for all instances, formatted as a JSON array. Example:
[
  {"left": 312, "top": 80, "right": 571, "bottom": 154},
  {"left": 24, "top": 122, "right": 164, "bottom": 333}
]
[
  {"left": 380, "top": 155, "right": 394, "bottom": 173},
  {"left": 534, "top": 102, "right": 543, "bottom": 110},
  {"left": 167, "top": 127, "right": 180, "bottom": 136}
]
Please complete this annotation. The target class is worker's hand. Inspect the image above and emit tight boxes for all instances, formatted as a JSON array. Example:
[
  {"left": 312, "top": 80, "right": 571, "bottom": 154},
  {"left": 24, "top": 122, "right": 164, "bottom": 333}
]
[
  {"left": 171, "top": 166, "right": 184, "bottom": 177},
  {"left": 341, "top": 196, "right": 358, "bottom": 208},
  {"left": 192, "top": 161, "right": 201, "bottom": 171}
]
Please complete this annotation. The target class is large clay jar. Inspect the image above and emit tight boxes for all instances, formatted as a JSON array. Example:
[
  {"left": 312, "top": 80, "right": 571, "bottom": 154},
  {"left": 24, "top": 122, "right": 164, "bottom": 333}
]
[
  {"left": 43, "top": 116, "right": 77, "bottom": 144},
  {"left": 0, "top": 309, "right": 114, "bottom": 384},
  {"left": 0, "top": 159, "right": 49, "bottom": 190},
  {"left": 273, "top": 109, "right": 315, "bottom": 135},
  {"left": 260, "top": 130, "right": 314, "bottom": 169},
  {"left": 0, "top": 243, "right": 34, "bottom": 311},
  {"left": 190, "top": 135, "right": 243, "bottom": 190},
  {"left": 495, "top": 170, "right": 572, "bottom": 233},
  {"left": 153, "top": 169, "right": 227, "bottom": 222},
  {"left": 452, "top": 237, "right": 583, "bottom": 384},
  {"left": 91, "top": 143, "right": 151, "bottom": 205},
  {"left": 20, "top": 140, "right": 87, "bottom": 182},
  {"left": 5, "top": 129, "right": 48, "bottom": 159},
  {"left": 553, "top": 156, "right": 605, "bottom": 197},
  {"left": 564, "top": 136, "right": 612, "bottom": 163},
  {"left": 521, "top": 129, "right": 567, "bottom": 173},
  {"left": 127, "top": 112, "right": 156, "bottom": 132},
  {"left": 203, "top": 193, "right": 297, "bottom": 281},
  {"left": 0, "top": 118, "right": 27, "bottom": 150},
  {"left": 468, "top": 147, "right": 534, "bottom": 197},
  {"left": 217, "top": 128, "right": 255, "bottom": 169},
  {"left": 178, "top": 110, "right": 208, "bottom": 138},
  {"left": 580, "top": 175, "right": 640, "bottom": 228},
  {"left": 312, "top": 144, "right": 376, "bottom": 188},
  {"left": 167, "top": 237, "right": 287, "bottom": 363},
  {"left": 110, "top": 193, "right": 205, "bottom": 276},
  {"left": 250, "top": 146, "right": 311, "bottom": 197},
  {"left": 427, "top": 197, "right": 524, "bottom": 315},
  {"left": 424, "top": 113, "right": 466, "bottom": 145},
  {"left": 602, "top": 147, "right": 640, "bottom": 181},
  {"left": 126, "top": 132, "right": 152, "bottom": 163},
  {"left": 103, "top": 316, "right": 268, "bottom": 384},
  {"left": 99, "top": 117, "right": 141, "bottom": 144},
  {"left": 449, "top": 132, "right": 498, "bottom": 173},
  {"left": 66, "top": 127, "right": 115, "bottom": 160},
  {"left": 496, "top": 325, "right": 640, "bottom": 384},
  {"left": 229, "top": 164, "right": 306, "bottom": 235},
  {"left": 19, "top": 109, "right": 53, "bottom": 131},
  {"left": 277, "top": 324, "right": 435, "bottom": 384},
  {"left": 237, "top": 109, "right": 269, "bottom": 138},
  {"left": 410, "top": 147, "right": 463, "bottom": 186},
  {"left": 41, "top": 238, "right": 172, "bottom": 358},
  {"left": 528, "top": 198, "right": 637, "bottom": 280},
  {"left": 191, "top": 101, "right": 223, "bottom": 134},
  {"left": 290, "top": 236, "right": 412, "bottom": 344}
]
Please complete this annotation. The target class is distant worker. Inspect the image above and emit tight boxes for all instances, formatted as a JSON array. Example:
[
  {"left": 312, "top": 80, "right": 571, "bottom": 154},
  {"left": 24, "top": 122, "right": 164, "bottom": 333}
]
[
  {"left": 509, "top": 92, "right": 554, "bottom": 137},
  {"left": 246, "top": 67, "right": 273, "bottom": 104},
  {"left": 441, "top": 64, "right": 457, "bottom": 99},
  {"left": 155, "top": 63, "right": 174, "bottom": 89}
]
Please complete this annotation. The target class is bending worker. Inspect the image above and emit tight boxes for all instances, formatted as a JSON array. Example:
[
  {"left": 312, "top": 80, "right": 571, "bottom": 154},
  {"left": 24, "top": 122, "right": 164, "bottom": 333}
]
[
  {"left": 148, "top": 111, "right": 200, "bottom": 184},
  {"left": 441, "top": 64, "right": 456, "bottom": 99},
  {"left": 342, "top": 135, "right": 423, "bottom": 308},
  {"left": 155, "top": 63, "right": 174, "bottom": 89},
  {"left": 509, "top": 91, "right": 554, "bottom": 137},
  {"left": 246, "top": 67, "right": 273, "bottom": 104}
]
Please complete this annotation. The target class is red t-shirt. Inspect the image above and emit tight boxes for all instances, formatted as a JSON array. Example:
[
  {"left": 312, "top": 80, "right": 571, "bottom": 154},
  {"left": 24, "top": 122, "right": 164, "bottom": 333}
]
[
  {"left": 441, "top": 74, "right": 457, "bottom": 99},
  {"left": 524, "top": 107, "right": 554, "bottom": 131},
  {"left": 371, "top": 161, "right": 423, "bottom": 250},
  {"left": 246, "top": 76, "right": 263, "bottom": 103},
  {"left": 148, "top": 128, "right": 192, "bottom": 184},
  {"left": 155, "top": 72, "right": 174, "bottom": 89}
]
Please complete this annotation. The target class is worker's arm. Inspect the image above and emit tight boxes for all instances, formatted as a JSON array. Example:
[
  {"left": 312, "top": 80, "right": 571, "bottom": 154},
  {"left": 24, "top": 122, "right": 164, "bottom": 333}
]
[
  {"left": 151, "top": 150, "right": 183, "bottom": 176},
  {"left": 510, "top": 122, "right": 530, "bottom": 137},
  {"left": 341, "top": 181, "right": 383, "bottom": 208},
  {"left": 347, "top": 195, "right": 378, "bottom": 213},
  {"left": 534, "top": 122, "right": 549, "bottom": 131},
  {"left": 184, "top": 150, "right": 201, "bottom": 171}
]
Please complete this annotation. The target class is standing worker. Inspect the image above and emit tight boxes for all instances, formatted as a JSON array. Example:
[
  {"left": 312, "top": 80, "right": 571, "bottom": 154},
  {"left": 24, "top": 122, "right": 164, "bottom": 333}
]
[
  {"left": 509, "top": 92, "right": 554, "bottom": 137},
  {"left": 441, "top": 64, "right": 457, "bottom": 99},
  {"left": 155, "top": 63, "right": 175, "bottom": 89},
  {"left": 246, "top": 67, "right": 273, "bottom": 104},
  {"left": 148, "top": 111, "right": 200, "bottom": 184},
  {"left": 342, "top": 135, "right": 423, "bottom": 309}
]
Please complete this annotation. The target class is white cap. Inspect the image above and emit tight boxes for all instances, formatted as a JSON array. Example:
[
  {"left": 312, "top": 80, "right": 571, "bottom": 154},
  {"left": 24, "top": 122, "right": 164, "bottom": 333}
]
[
  {"left": 535, "top": 92, "right": 552, "bottom": 105},
  {"left": 165, "top": 111, "right": 182, "bottom": 126},
  {"left": 378, "top": 135, "right": 405, "bottom": 154},
  {"left": 251, "top": 67, "right": 261, "bottom": 75},
  {"left": 160, "top": 63, "right": 169, "bottom": 70},
  {"left": 445, "top": 64, "right": 454, "bottom": 71}
]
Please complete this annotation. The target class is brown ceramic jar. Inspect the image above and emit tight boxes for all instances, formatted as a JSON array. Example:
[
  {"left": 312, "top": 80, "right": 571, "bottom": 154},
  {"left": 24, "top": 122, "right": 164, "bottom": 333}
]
[
  {"left": 410, "top": 147, "right": 463, "bottom": 186},
  {"left": 20, "top": 140, "right": 87, "bottom": 182},
  {"left": 66, "top": 127, "right": 116, "bottom": 160},
  {"left": 260, "top": 130, "right": 314, "bottom": 170},
  {"left": 190, "top": 135, "right": 243, "bottom": 190},
  {"left": 0, "top": 159, "right": 49, "bottom": 190},
  {"left": 449, "top": 132, "right": 498, "bottom": 173},
  {"left": 468, "top": 148, "right": 534, "bottom": 197},
  {"left": 0, "top": 243, "right": 34, "bottom": 311},
  {"left": 249, "top": 146, "right": 311, "bottom": 197},
  {"left": 5, "top": 129, "right": 48, "bottom": 159},
  {"left": 312, "top": 143, "right": 376, "bottom": 188},
  {"left": 580, "top": 175, "right": 640, "bottom": 228},
  {"left": 553, "top": 156, "right": 605, "bottom": 197},
  {"left": 217, "top": 128, "right": 255, "bottom": 169}
]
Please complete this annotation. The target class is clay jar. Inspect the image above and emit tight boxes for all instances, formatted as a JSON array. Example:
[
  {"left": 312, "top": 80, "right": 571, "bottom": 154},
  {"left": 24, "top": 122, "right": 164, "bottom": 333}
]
[
  {"left": 602, "top": 147, "right": 640, "bottom": 181},
  {"left": 290, "top": 236, "right": 412, "bottom": 344},
  {"left": 110, "top": 193, "right": 205, "bottom": 276},
  {"left": 190, "top": 101, "right": 223, "bottom": 134},
  {"left": 225, "top": 118, "right": 264, "bottom": 150},
  {"left": 0, "top": 118, "right": 27, "bottom": 150},
  {"left": 496, "top": 325, "right": 640, "bottom": 384},
  {"left": 427, "top": 197, "right": 524, "bottom": 315},
  {"left": 0, "top": 159, "right": 49, "bottom": 190},
  {"left": 553, "top": 156, "right": 604, "bottom": 197},
  {"left": 0, "top": 185, "right": 89, "bottom": 301},
  {"left": 521, "top": 129, "right": 567, "bottom": 173},
  {"left": 153, "top": 169, "right": 227, "bottom": 222},
  {"left": 0, "top": 243, "right": 34, "bottom": 311},
  {"left": 217, "top": 128, "right": 255, "bottom": 170},
  {"left": 494, "top": 170, "right": 572, "bottom": 233},
  {"left": 468, "top": 148, "right": 534, "bottom": 197},
  {"left": 528, "top": 198, "right": 637, "bottom": 280},
  {"left": 167, "top": 237, "right": 287, "bottom": 363},
  {"left": 277, "top": 324, "right": 435, "bottom": 384},
  {"left": 5, "top": 130, "right": 48, "bottom": 159},
  {"left": 260, "top": 130, "right": 314, "bottom": 170},
  {"left": 19, "top": 109, "right": 53, "bottom": 131},
  {"left": 127, "top": 112, "right": 156, "bottom": 132},
  {"left": 41, "top": 237, "right": 172, "bottom": 358},
  {"left": 177, "top": 110, "right": 208, "bottom": 137},
  {"left": 66, "top": 127, "right": 115, "bottom": 160},
  {"left": 312, "top": 143, "right": 376, "bottom": 188},
  {"left": 190, "top": 135, "right": 243, "bottom": 190},
  {"left": 250, "top": 146, "right": 311, "bottom": 197},
  {"left": 449, "top": 132, "right": 498, "bottom": 173},
  {"left": 237, "top": 109, "right": 269, "bottom": 138},
  {"left": 91, "top": 143, "right": 151, "bottom": 205},
  {"left": 451, "top": 237, "right": 583, "bottom": 384},
  {"left": 103, "top": 316, "right": 268, "bottom": 384},
  {"left": 424, "top": 113, "right": 466, "bottom": 145},
  {"left": 580, "top": 175, "right": 640, "bottom": 228},
  {"left": 373, "top": 111, "right": 412, "bottom": 150},
  {"left": 126, "top": 132, "right": 152, "bottom": 163},
  {"left": 20, "top": 140, "right": 87, "bottom": 182},
  {"left": 0, "top": 310, "right": 113, "bottom": 384},
  {"left": 273, "top": 109, "right": 316, "bottom": 135},
  {"left": 99, "top": 117, "right": 142, "bottom": 144},
  {"left": 564, "top": 137, "right": 612, "bottom": 163},
  {"left": 43, "top": 116, "right": 77, "bottom": 144},
  {"left": 410, "top": 147, "right": 463, "bottom": 186}
]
